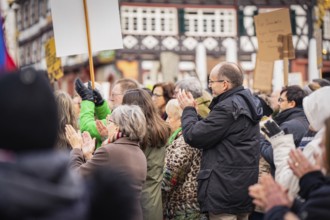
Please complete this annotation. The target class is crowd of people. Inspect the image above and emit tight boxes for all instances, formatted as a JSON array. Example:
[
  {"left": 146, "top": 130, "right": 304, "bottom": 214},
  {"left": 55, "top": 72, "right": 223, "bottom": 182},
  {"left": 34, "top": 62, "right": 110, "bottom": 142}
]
[{"left": 0, "top": 62, "right": 330, "bottom": 220}]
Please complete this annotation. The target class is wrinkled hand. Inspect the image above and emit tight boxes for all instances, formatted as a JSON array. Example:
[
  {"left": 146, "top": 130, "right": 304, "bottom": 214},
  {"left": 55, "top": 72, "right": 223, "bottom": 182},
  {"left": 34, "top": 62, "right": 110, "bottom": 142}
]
[
  {"left": 87, "top": 82, "right": 104, "bottom": 106},
  {"left": 249, "top": 174, "right": 292, "bottom": 212},
  {"left": 75, "top": 79, "right": 94, "bottom": 102},
  {"left": 65, "top": 125, "right": 82, "bottom": 149},
  {"left": 288, "top": 148, "right": 321, "bottom": 178},
  {"left": 81, "top": 131, "right": 95, "bottom": 160},
  {"left": 96, "top": 120, "right": 108, "bottom": 140},
  {"left": 177, "top": 89, "right": 197, "bottom": 110},
  {"left": 261, "top": 120, "right": 284, "bottom": 139}
]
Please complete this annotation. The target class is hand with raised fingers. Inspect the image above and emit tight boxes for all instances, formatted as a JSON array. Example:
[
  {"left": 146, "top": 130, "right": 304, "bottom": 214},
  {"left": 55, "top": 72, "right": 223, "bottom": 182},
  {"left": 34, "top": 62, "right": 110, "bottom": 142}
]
[
  {"left": 81, "top": 131, "right": 95, "bottom": 160},
  {"left": 261, "top": 120, "right": 285, "bottom": 139},
  {"left": 261, "top": 174, "right": 292, "bottom": 211},
  {"left": 249, "top": 174, "right": 292, "bottom": 212},
  {"left": 177, "top": 89, "right": 197, "bottom": 110},
  {"left": 75, "top": 78, "right": 94, "bottom": 102},
  {"left": 96, "top": 120, "right": 108, "bottom": 140},
  {"left": 65, "top": 125, "right": 82, "bottom": 149},
  {"left": 87, "top": 82, "right": 104, "bottom": 106},
  {"left": 288, "top": 148, "right": 321, "bottom": 178},
  {"left": 249, "top": 183, "right": 267, "bottom": 210}
]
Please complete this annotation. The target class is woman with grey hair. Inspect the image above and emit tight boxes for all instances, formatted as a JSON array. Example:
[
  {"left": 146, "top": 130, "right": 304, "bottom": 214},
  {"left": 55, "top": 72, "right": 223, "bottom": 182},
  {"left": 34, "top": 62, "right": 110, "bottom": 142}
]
[{"left": 66, "top": 105, "right": 147, "bottom": 220}]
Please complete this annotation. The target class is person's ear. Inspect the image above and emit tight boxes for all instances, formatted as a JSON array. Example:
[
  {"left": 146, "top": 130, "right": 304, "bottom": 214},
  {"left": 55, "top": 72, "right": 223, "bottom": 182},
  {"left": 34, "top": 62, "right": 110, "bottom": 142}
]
[{"left": 289, "top": 100, "right": 296, "bottom": 108}]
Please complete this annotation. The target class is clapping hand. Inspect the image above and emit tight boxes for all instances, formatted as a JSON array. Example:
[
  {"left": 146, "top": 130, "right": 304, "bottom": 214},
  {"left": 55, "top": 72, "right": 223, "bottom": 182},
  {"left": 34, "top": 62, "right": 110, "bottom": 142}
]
[
  {"left": 81, "top": 131, "right": 95, "bottom": 160},
  {"left": 96, "top": 120, "right": 108, "bottom": 140},
  {"left": 261, "top": 120, "right": 284, "bottom": 139},
  {"left": 288, "top": 148, "right": 321, "bottom": 178},
  {"left": 177, "top": 89, "right": 197, "bottom": 110},
  {"left": 75, "top": 79, "right": 94, "bottom": 102},
  {"left": 65, "top": 125, "right": 82, "bottom": 149},
  {"left": 249, "top": 174, "right": 292, "bottom": 212}
]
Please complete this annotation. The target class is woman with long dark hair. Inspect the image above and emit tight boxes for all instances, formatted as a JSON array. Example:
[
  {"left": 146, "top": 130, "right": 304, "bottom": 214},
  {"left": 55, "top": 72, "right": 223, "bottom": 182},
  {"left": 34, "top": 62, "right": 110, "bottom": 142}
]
[{"left": 123, "top": 88, "right": 171, "bottom": 220}]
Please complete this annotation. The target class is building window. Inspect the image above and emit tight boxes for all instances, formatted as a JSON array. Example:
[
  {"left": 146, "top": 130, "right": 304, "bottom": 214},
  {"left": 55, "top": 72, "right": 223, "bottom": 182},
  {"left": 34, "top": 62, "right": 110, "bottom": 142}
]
[
  {"left": 16, "top": 8, "right": 22, "bottom": 31},
  {"left": 184, "top": 8, "right": 236, "bottom": 37},
  {"left": 121, "top": 6, "right": 178, "bottom": 35},
  {"left": 31, "top": 0, "right": 34, "bottom": 24},
  {"left": 324, "top": 10, "right": 330, "bottom": 40},
  {"left": 23, "top": 1, "right": 29, "bottom": 29}
]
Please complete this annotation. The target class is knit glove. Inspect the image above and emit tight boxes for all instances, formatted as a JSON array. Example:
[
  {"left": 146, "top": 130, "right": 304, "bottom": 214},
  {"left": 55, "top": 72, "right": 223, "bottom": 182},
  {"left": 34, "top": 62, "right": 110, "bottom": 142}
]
[
  {"left": 87, "top": 82, "right": 104, "bottom": 106},
  {"left": 75, "top": 78, "right": 94, "bottom": 102},
  {"left": 261, "top": 120, "right": 285, "bottom": 139}
]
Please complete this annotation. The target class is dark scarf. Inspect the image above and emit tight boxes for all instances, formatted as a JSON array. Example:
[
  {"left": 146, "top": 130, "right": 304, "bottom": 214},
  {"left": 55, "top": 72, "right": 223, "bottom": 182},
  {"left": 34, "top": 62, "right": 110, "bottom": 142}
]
[{"left": 274, "top": 107, "right": 306, "bottom": 125}]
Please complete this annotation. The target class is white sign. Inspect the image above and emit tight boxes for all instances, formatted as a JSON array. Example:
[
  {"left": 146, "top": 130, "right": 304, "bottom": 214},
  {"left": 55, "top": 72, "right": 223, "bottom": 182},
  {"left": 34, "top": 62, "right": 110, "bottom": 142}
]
[
  {"left": 288, "top": 72, "right": 303, "bottom": 87},
  {"left": 51, "top": 0, "right": 123, "bottom": 57}
]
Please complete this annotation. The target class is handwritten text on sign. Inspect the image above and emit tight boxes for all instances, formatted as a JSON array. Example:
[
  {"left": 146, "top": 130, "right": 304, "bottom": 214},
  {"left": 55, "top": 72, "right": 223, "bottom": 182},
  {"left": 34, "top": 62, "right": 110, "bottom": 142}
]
[{"left": 254, "top": 9, "right": 293, "bottom": 61}]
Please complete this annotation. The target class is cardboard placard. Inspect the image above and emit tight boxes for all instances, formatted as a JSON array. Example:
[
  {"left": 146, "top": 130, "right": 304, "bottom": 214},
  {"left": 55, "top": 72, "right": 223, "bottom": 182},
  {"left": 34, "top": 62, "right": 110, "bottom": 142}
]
[
  {"left": 254, "top": 8, "right": 294, "bottom": 61},
  {"left": 45, "top": 38, "right": 63, "bottom": 80},
  {"left": 253, "top": 58, "right": 274, "bottom": 93},
  {"left": 50, "top": 0, "right": 123, "bottom": 57}
]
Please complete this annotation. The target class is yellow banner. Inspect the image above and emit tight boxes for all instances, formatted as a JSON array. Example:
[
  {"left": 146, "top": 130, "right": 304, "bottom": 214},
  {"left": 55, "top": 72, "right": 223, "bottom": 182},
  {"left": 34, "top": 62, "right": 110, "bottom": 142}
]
[{"left": 45, "top": 38, "right": 63, "bottom": 80}]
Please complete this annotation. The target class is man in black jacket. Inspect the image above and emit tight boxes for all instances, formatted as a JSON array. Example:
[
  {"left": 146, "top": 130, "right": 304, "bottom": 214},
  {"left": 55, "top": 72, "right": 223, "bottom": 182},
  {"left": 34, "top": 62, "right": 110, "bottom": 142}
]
[
  {"left": 275, "top": 86, "right": 309, "bottom": 146},
  {"left": 261, "top": 85, "right": 309, "bottom": 175},
  {"left": 177, "top": 62, "right": 263, "bottom": 220}
]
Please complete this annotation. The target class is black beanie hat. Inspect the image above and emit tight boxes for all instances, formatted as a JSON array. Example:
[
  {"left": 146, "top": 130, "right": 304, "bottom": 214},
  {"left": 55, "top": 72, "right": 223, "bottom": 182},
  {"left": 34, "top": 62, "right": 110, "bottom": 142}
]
[{"left": 0, "top": 68, "right": 58, "bottom": 152}]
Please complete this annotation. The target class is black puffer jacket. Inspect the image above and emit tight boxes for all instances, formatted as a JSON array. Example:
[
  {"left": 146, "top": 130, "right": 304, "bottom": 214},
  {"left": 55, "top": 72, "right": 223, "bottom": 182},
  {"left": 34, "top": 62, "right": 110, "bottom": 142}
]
[
  {"left": 181, "top": 86, "right": 263, "bottom": 214},
  {"left": 0, "top": 151, "right": 88, "bottom": 220}
]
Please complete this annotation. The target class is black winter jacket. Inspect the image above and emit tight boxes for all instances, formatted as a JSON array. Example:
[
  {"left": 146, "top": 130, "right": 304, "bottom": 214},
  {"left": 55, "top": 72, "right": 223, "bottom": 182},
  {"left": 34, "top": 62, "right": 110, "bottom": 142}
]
[
  {"left": 181, "top": 86, "right": 263, "bottom": 214},
  {"left": 265, "top": 171, "right": 330, "bottom": 220},
  {"left": 0, "top": 151, "right": 88, "bottom": 220}
]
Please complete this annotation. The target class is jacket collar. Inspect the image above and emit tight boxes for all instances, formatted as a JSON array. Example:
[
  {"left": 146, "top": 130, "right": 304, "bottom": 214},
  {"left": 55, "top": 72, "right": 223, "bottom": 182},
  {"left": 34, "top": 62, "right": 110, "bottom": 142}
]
[
  {"left": 112, "top": 137, "right": 140, "bottom": 147},
  {"left": 209, "top": 86, "right": 244, "bottom": 110},
  {"left": 274, "top": 107, "right": 306, "bottom": 125}
]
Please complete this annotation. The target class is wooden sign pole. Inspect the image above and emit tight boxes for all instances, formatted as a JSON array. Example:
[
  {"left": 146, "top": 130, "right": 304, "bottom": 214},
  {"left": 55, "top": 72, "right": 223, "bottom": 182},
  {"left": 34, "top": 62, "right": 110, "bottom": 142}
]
[
  {"left": 283, "top": 35, "right": 289, "bottom": 86},
  {"left": 83, "top": 0, "right": 95, "bottom": 89}
]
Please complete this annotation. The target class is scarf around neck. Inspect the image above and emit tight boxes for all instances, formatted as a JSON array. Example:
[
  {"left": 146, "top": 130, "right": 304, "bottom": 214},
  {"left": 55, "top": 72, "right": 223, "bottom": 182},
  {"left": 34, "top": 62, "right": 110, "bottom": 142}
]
[{"left": 168, "top": 127, "right": 182, "bottom": 145}]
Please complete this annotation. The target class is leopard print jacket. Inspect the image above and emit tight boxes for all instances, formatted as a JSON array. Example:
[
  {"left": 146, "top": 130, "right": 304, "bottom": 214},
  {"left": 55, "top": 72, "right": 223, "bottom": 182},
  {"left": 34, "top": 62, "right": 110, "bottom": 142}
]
[{"left": 162, "top": 134, "right": 202, "bottom": 219}]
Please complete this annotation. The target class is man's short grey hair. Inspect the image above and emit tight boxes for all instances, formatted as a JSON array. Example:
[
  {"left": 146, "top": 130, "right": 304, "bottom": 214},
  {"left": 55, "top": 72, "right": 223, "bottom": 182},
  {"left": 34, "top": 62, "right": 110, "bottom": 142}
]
[
  {"left": 111, "top": 105, "right": 146, "bottom": 143},
  {"left": 175, "top": 77, "right": 203, "bottom": 98}
]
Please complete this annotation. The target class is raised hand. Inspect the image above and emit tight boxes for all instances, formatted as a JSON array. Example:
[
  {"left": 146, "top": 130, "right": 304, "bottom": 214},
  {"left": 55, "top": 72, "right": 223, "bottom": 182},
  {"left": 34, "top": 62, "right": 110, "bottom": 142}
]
[
  {"left": 288, "top": 148, "right": 321, "bottom": 178},
  {"left": 261, "top": 120, "right": 284, "bottom": 139},
  {"left": 75, "top": 79, "right": 94, "bottom": 102},
  {"left": 65, "top": 124, "right": 82, "bottom": 149},
  {"left": 177, "top": 89, "right": 197, "bottom": 110},
  {"left": 249, "top": 174, "right": 292, "bottom": 212},
  {"left": 96, "top": 120, "right": 108, "bottom": 140},
  {"left": 81, "top": 131, "right": 96, "bottom": 160},
  {"left": 87, "top": 82, "right": 104, "bottom": 106}
]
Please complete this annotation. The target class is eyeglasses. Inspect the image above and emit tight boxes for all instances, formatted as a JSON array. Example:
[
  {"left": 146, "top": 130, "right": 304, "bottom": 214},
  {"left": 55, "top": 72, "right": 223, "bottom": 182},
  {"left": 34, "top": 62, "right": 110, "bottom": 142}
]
[
  {"left": 152, "top": 93, "right": 163, "bottom": 97},
  {"left": 278, "top": 97, "right": 288, "bottom": 103},
  {"left": 208, "top": 79, "right": 226, "bottom": 84}
]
